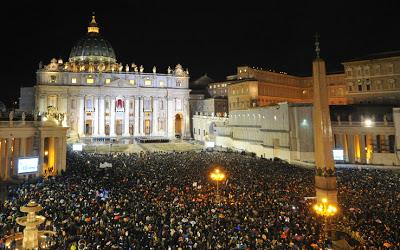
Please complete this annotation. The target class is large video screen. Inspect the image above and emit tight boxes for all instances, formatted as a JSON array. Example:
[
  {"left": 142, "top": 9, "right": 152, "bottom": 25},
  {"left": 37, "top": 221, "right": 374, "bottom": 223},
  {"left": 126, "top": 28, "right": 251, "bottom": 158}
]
[
  {"left": 333, "top": 149, "right": 344, "bottom": 161},
  {"left": 17, "top": 157, "right": 39, "bottom": 174},
  {"left": 72, "top": 144, "right": 83, "bottom": 151}
]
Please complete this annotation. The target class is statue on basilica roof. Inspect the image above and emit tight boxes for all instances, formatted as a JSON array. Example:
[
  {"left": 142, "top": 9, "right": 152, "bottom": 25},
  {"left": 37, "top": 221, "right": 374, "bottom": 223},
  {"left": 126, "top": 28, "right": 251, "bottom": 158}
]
[
  {"left": 153, "top": 66, "right": 157, "bottom": 74},
  {"left": 140, "top": 65, "right": 144, "bottom": 73},
  {"left": 167, "top": 66, "right": 172, "bottom": 74}
]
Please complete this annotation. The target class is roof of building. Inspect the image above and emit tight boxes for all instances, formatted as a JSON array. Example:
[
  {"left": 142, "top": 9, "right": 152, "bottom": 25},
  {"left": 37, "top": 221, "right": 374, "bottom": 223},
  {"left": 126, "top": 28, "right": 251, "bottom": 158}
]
[
  {"left": 69, "top": 15, "right": 116, "bottom": 63},
  {"left": 343, "top": 50, "right": 400, "bottom": 63},
  {"left": 190, "top": 74, "right": 214, "bottom": 89}
]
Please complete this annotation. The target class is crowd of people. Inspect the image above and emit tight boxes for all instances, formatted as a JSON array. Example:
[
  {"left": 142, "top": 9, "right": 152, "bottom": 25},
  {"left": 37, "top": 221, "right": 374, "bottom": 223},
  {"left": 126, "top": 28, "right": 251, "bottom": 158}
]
[{"left": 0, "top": 150, "right": 399, "bottom": 249}]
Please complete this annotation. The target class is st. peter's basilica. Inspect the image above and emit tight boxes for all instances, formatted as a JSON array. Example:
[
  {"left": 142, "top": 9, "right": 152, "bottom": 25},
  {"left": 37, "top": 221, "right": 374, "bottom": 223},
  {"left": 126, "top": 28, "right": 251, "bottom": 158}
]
[{"left": 20, "top": 15, "right": 191, "bottom": 139}]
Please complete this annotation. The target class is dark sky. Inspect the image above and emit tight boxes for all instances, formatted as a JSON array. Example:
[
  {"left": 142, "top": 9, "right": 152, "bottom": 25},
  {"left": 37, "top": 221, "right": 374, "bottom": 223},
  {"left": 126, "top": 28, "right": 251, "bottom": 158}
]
[{"left": 1, "top": 1, "right": 400, "bottom": 106}]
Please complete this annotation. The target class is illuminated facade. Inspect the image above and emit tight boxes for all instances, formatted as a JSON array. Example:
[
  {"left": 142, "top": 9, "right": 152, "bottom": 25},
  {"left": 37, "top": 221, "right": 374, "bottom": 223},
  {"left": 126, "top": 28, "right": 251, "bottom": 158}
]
[
  {"left": 342, "top": 51, "right": 400, "bottom": 104},
  {"left": 226, "top": 66, "right": 347, "bottom": 111},
  {"left": 20, "top": 15, "right": 191, "bottom": 139}
]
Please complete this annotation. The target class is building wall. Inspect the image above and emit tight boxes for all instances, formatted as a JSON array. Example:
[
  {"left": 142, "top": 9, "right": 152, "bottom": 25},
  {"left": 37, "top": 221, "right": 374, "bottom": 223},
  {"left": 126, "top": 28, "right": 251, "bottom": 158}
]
[
  {"left": 226, "top": 67, "right": 347, "bottom": 111},
  {"left": 343, "top": 56, "right": 400, "bottom": 104},
  {"left": 194, "top": 103, "right": 400, "bottom": 166}
]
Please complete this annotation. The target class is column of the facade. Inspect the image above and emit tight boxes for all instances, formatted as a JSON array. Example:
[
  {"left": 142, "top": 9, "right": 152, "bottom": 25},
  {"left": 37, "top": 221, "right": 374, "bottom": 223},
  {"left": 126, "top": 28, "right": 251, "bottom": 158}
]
[
  {"left": 335, "top": 133, "right": 343, "bottom": 149},
  {"left": 20, "top": 137, "right": 26, "bottom": 157},
  {"left": 134, "top": 97, "right": 139, "bottom": 135},
  {"left": 0, "top": 139, "right": 5, "bottom": 180},
  {"left": 360, "top": 134, "right": 367, "bottom": 164},
  {"left": 39, "top": 137, "right": 44, "bottom": 177},
  {"left": 347, "top": 134, "right": 355, "bottom": 163},
  {"left": 167, "top": 97, "right": 175, "bottom": 137},
  {"left": 57, "top": 136, "right": 63, "bottom": 174},
  {"left": 139, "top": 97, "right": 144, "bottom": 135},
  {"left": 93, "top": 97, "right": 99, "bottom": 136},
  {"left": 4, "top": 138, "right": 12, "bottom": 180},
  {"left": 99, "top": 96, "right": 105, "bottom": 136},
  {"left": 110, "top": 97, "right": 116, "bottom": 137},
  {"left": 61, "top": 136, "right": 67, "bottom": 172},
  {"left": 183, "top": 97, "right": 191, "bottom": 138},
  {"left": 39, "top": 95, "right": 46, "bottom": 112},
  {"left": 152, "top": 97, "right": 159, "bottom": 136},
  {"left": 123, "top": 97, "right": 130, "bottom": 136},
  {"left": 342, "top": 133, "right": 349, "bottom": 162},
  {"left": 78, "top": 96, "right": 85, "bottom": 137}
]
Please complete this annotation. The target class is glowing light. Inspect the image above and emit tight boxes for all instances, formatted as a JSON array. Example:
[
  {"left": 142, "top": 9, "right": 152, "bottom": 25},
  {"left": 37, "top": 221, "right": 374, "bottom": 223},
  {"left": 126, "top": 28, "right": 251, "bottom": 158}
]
[
  {"left": 210, "top": 168, "right": 226, "bottom": 182},
  {"left": 44, "top": 150, "right": 48, "bottom": 156},
  {"left": 364, "top": 119, "right": 373, "bottom": 127}
]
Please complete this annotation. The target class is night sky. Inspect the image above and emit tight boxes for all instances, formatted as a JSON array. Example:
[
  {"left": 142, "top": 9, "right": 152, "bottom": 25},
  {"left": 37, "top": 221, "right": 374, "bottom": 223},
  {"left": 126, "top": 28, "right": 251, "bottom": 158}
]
[{"left": 1, "top": 1, "right": 399, "bottom": 107}]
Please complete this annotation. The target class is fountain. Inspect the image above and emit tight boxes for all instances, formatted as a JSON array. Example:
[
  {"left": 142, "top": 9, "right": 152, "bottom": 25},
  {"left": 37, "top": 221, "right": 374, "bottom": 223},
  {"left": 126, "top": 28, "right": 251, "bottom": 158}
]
[
  {"left": 16, "top": 200, "right": 46, "bottom": 249},
  {"left": 3, "top": 200, "right": 55, "bottom": 249}
]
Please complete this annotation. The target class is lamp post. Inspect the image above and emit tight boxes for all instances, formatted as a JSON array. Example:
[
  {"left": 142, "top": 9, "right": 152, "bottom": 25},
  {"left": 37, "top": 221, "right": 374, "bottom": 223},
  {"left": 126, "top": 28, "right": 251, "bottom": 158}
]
[
  {"left": 313, "top": 197, "right": 337, "bottom": 247},
  {"left": 210, "top": 168, "right": 226, "bottom": 205}
]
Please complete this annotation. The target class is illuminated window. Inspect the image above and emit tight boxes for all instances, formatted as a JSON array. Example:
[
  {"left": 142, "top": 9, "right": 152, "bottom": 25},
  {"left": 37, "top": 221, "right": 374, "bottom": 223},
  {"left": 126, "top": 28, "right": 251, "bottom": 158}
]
[
  {"left": 71, "top": 78, "right": 77, "bottom": 84},
  {"left": 50, "top": 75, "right": 56, "bottom": 83},
  {"left": 217, "top": 84, "right": 221, "bottom": 88},
  {"left": 87, "top": 77, "right": 94, "bottom": 84},
  {"left": 105, "top": 78, "right": 111, "bottom": 84},
  {"left": 129, "top": 79, "right": 135, "bottom": 85},
  {"left": 145, "top": 80, "right": 152, "bottom": 86},
  {"left": 159, "top": 81, "right": 165, "bottom": 87}
]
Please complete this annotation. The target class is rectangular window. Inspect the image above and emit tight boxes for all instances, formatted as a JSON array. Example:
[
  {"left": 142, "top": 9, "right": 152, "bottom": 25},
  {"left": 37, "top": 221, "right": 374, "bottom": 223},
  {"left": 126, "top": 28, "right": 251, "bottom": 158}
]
[
  {"left": 366, "top": 84, "right": 370, "bottom": 91},
  {"left": 87, "top": 78, "right": 94, "bottom": 84},
  {"left": 71, "top": 78, "right": 77, "bottom": 84},
  {"left": 159, "top": 81, "right": 165, "bottom": 87},
  {"left": 50, "top": 75, "right": 56, "bottom": 83},
  {"left": 129, "top": 79, "right": 135, "bottom": 85},
  {"left": 358, "top": 85, "right": 362, "bottom": 91},
  {"left": 105, "top": 78, "right": 111, "bottom": 84},
  {"left": 144, "top": 80, "right": 152, "bottom": 86}
]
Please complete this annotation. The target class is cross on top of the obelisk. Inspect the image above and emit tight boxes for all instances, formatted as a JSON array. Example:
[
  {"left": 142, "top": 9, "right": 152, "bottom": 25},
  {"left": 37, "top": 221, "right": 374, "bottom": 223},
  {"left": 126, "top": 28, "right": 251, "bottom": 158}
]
[{"left": 314, "top": 32, "right": 320, "bottom": 59}]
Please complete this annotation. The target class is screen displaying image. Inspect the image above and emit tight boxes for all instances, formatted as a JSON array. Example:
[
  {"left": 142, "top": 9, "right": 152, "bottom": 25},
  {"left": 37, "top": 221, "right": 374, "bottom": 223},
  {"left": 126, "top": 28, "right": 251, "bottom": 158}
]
[
  {"left": 72, "top": 144, "right": 83, "bottom": 151},
  {"left": 17, "top": 157, "right": 39, "bottom": 174},
  {"left": 333, "top": 149, "right": 344, "bottom": 161}
]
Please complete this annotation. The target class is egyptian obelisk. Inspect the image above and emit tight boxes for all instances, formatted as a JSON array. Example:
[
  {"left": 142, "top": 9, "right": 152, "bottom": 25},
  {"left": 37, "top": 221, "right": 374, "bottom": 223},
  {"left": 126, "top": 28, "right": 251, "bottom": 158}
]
[{"left": 312, "top": 34, "right": 337, "bottom": 204}]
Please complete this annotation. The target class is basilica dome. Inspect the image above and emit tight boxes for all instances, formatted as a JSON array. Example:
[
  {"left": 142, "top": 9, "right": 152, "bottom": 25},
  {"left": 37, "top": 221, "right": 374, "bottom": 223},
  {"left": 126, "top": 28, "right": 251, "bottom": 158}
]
[{"left": 69, "top": 15, "right": 117, "bottom": 64}]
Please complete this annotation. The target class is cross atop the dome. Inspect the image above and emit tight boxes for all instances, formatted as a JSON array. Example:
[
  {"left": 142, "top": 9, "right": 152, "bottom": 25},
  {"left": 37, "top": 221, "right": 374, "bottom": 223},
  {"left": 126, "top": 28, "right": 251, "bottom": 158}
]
[{"left": 88, "top": 12, "right": 99, "bottom": 34}]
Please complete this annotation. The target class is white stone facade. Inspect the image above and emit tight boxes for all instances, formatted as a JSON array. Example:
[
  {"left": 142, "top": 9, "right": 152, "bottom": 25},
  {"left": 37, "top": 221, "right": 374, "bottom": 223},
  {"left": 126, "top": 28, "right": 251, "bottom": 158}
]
[{"left": 26, "top": 69, "right": 191, "bottom": 139}]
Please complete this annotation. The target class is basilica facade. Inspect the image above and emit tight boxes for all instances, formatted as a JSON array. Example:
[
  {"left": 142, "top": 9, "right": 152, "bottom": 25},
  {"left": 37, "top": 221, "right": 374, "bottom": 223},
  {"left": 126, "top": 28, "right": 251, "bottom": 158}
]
[{"left": 21, "top": 15, "right": 190, "bottom": 139}]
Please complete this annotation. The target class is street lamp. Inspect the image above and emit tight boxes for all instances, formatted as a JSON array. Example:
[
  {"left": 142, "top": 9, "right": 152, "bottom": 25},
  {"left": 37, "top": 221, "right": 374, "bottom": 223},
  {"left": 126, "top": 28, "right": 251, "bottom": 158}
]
[
  {"left": 313, "top": 197, "right": 337, "bottom": 246},
  {"left": 210, "top": 168, "right": 226, "bottom": 205}
]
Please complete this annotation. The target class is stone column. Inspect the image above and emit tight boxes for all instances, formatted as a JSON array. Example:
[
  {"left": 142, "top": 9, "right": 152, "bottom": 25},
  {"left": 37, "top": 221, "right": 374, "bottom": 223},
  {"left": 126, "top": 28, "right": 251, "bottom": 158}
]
[
  {"left": 4, "top": 138, "right": 12, "bottom": 180},
  {"left": 134, "top": 97, "right": 139, "bottom": 135},
  {"left": 153, "top": 97, "right": 159, "bottom": 136},
  {"left": 139, "top": 97, "right": 144, "bottom": 135},
  {"left": 183, "top": 98, "right": 191, "bottom": 138},
  {"left": 61, "top": 136, "right": 67, "bottom": 172},
  {"left": 342, "top": 133, "right": 349, "bottom": 162},
  {"left": 0, "top": 139, "right": 5, "bottom": 180},
  {"left": 78, "top": 96, "right": 85, "bottom": 137},
  {"left": 347, "top": 134, "right": 355, "bottom": 163},
  {"left": 93, "top": 97, "right": 99, "bottom": 136},
  {"left": 110, "top": 97, "right": 116, "bottom": 137},
  {"left": 99, "top": 96, "right": 105, "bottom": 136},
  {"left": 57, "top": 137, "right": 63, "bottom": 174},
  {"left": 167, "top": 97, "right": 175, "bottom": 137},
  {"left": 20, "top": 137, "right": 27, "bottom": 157},
  {"left": 39, "top": 95, "right": 46, "bottom": 112},
  {"left": 360, "top": 134, "right": 367, "bottom": 164},
  {"left": 335, "top": 133, "right": 343, "bottom": 149},
  {"left": 123, "top": 97, "right": 130, "bottom": 136}
]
